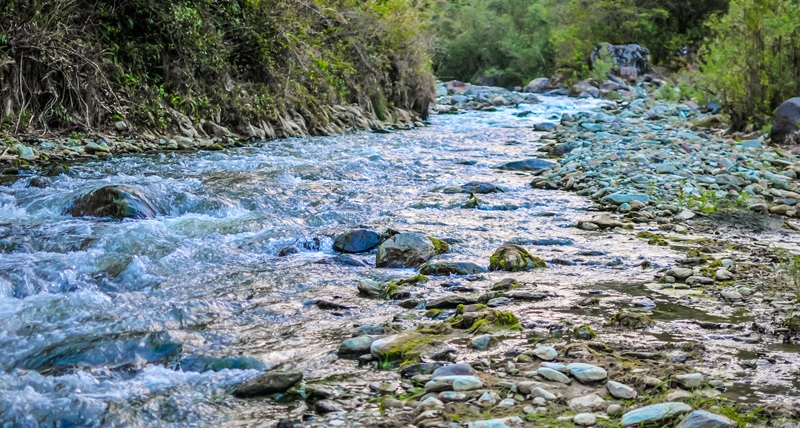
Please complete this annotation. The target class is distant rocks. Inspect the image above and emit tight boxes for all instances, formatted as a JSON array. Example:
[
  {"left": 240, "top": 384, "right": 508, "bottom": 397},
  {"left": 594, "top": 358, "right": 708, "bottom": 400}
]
[
  {"left": 498, "top": 159, "right": 555, "bottom": 173},
  {"left": 770, "top": 97, "right": 800, "bottom": 144}
]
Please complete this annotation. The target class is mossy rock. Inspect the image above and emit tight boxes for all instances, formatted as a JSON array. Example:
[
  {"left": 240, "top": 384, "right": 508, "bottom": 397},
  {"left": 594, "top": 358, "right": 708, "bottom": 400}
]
[
  {"left": 64, "top": 185, "right": 157, "bottom": 220},
  {"left": 609, "top": 312, "right": 654, "bottom": 329},
  {"left": 636, "top": 231, "right": 669, "bottom": 246},
  {"left": 452, "top": 309, "right": 522, "bottom": 332},
  {"left": 427, "top": 236, "right": 450, "bottom": 255},
  {"left": 381, "top": 274, "right": 429, "bottom": 299},
  {"left": 490, "top": 278, "right": 520, "bottom": 291},
  {"left": 573, "top": 324, "right": 596, "bottom": 340},
  {"left": 489, "top": 244, "right": 546, "bottom": 272},
  {"left": 370, "top": 332, "right": 441, "bottom": 366}
]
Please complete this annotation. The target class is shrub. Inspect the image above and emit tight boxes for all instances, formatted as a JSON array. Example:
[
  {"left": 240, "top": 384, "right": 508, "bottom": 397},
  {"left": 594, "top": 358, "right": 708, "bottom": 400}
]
[{"left": 699, "top": 0, "right": 800, "bottom": 131}]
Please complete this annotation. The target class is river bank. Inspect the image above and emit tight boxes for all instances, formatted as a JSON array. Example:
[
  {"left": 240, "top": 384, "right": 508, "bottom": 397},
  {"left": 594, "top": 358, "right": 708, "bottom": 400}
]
[{"left": 1, "top": 84, "right": 799, "bottom": 427}]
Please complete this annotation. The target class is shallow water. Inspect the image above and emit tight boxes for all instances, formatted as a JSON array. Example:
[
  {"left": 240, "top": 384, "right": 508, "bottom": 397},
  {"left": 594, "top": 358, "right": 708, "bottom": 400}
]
[{"left": 0, "top": 97, "right": 792, "bottom": 426}]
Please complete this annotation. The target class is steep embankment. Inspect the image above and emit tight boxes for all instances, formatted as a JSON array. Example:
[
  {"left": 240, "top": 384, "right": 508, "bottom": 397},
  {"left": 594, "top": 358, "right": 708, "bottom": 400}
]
[{"left": 0, "top": 0, "right": 434, "bottom": 160}]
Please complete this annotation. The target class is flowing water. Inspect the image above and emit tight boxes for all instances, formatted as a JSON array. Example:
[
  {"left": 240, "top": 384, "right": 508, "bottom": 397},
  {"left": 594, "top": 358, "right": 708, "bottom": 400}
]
[{"left": 0, "top": 97, "right": 793, "bottom": 427}]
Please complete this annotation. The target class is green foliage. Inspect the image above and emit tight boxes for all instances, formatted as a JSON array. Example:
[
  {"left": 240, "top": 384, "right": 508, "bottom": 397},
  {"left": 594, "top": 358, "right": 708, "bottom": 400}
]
[
  {"left": 0, "top": 0, "right": 435, "bottom": 134},
  {"left": 699, "top": 0, "right": 800, "bottom": 130},
  {"left": 433, "top": 0, "right": 554, "bottom": 86}
]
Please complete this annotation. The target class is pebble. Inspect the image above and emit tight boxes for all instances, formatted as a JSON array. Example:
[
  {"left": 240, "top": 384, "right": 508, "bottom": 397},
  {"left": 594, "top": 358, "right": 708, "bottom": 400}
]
[
  {"left": 424, "top": 375, "right": 483, "bottom": 392},
  {"left": 536, "top": 367, "right": 571, "bottom": 383},
  {"left": 676, "top": 410, "right": 737, "bottom": 428},
  {"left": 607, "top": 404, "right": 623, "bottom": 416},
  {"left": 607, "top": 380, "right": 637, "bottom": 399},
  {"left": 674, "top": 373, "right": 705, "bottom": 388},
  {"left": 530, "top": 346, "right": 558, "bottom": 361},
  {"left": 530, "top": 387, "right": 557, "bottom": 401},
  {"left": 621, "top": 402, "right": 694, "bottom": 426},
  {"left": 666, "top": 389, "right": 693, "bottom": 401},
  {"left": 573, "top": 413, "right": 597, "bottom": 426},
  {"left": 468, "top": 416, "right": 525, "bottom": 428},
  {"left": 567, "top": 363, "right": 608, "bottom": 383},
  {"left": 568, "top": 394, "right": 608, "bottom": 412}
]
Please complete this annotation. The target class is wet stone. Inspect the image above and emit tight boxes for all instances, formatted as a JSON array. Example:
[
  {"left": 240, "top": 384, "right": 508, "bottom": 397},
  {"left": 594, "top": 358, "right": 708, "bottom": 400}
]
[
  {"left": 316, "top": 400, "right": 344, "bottom": 414},
  {"left": 233, "top": 370, "right": 304, "bottom": 397},
  {"left": 338, "top": 335, "right": 380, "bottom": 356},
  {"left": 468, "top": 416, "right": 525, "bottom": 428},
  {"left": 470, "top": 334, "right": 497, "bottom": 350},
  {"left": 333, "top": 229, "right": 380, "bottom": 254}
]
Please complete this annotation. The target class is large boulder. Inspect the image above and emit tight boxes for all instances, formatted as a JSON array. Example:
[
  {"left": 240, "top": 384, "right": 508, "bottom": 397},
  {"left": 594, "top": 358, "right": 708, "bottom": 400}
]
[
  {"left": 376, "top": 233, "right": 436, "bottom": 268},
  {"left": 590, "top": 43, "right": 650, "bottom": 80},
  {"left": 64, "top": 185, "right": 157, "bottom": 220},
  {"left": 524, "top": 78, "right": 551, "bottom": 93},
  {"left": 770, "top": 97, "right": 800, "bottom": 144},
  {"left": 489, "top": 244, "right": 546, "bottom": 272},
  {"left": 333, "top": 229, "right": 380, "bottom": 253}
]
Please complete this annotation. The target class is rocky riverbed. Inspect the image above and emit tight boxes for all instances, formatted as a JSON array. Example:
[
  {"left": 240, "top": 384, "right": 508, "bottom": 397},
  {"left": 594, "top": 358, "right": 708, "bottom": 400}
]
[{"left": 1, "top": 81, "right": 800, "bottom": 428}]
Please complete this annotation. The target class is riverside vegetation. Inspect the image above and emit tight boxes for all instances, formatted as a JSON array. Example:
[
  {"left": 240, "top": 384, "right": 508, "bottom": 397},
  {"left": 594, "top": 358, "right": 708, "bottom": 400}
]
[{"left": 2, "top": 0, "right": 800, "bottom": 428}]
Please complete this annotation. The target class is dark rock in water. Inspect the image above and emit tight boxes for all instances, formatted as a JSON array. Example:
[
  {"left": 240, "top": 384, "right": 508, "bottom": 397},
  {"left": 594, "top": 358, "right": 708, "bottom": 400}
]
[
  {"left": 233, "top": 370, "right": 303, "bottom": 397},
  {"left": 316, "top": 254, "right": 371, "bottom": 267},
  {"left": 278, "top": 246, "right": 299, "bottom": 257},
  {"left": 419, "top": 261, "right": 488, "bottom": 276},
  {"left": 65, "top": 185, "right": 157, "bottom": 219},
  {"left": 376, "top": 233, "right": 436, "bottom": 268},
  {"left": 591, "top": 43, "right": 650, "bottom": 79},
  {"left": 315, "top": 400, "right": 345, "bottom": 414},
  {"left": 529, "top": 238, "right": 575, "bottom": 246},
  {"left": 498, "top": 159, "right": 555, "bottom": 172},
  {"left": 534, "top": 122, "right": 558, "bottom": 132},
  {"left": 178, "top": 354, "right": 267, "bottom": 372},
  {"left": 770, "top": 97, "right": 800, "bottom": 144},
  {"left": 458, "top": 182, "right": 504, "bottom": 194},
  {"left": 503, "top": 290, "right": 547, "bottom": 301},
  {"left": 491, "top": 278, "right": 520, "bottom": 291},
  {"left": 312, "top": 299, "right": 358, "bottom": 311},
  {"left": 277, "top": 419, "right": 300, "bottom": 428},
  {"left": 27, "top": 177, "right": 50, "bottom": 188},
  {"left": 45, "top": 164, "right": 75, "bottom": 177},
  {"left": 426, "top": 294, "right": 482, "bottom": 309},
  {"left": 333, "top": 229, "right": 380, "bottom": 253}
]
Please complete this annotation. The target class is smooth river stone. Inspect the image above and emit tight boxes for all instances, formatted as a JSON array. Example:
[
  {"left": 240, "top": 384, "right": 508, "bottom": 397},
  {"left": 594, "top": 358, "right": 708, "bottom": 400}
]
[
  {"left": 607, "top": 380, "right": 637, "bottom": 399},
  {"left": 424, "top": 375, "right": 483, "bottom": 392},
  {"left": 536, "top": 367, "right": 571, "bottom": 383},
  {"left": 621, "top": 402, "right": 694, "bottom": 427},
  {"left": 530, "top": 346, "right": 558, "bottom": 361},
  {"left": 567, "top": 363, "right": 608, "bottom": 383},
  {"left": 676, "top": 410, "right": 737, "bottom": 428}
]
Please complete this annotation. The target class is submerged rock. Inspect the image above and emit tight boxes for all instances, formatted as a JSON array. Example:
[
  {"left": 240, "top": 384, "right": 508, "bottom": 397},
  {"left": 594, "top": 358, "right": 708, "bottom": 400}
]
[
  {"left": 499, "top": 159, "right": 555, "bottom": 173},
  {"left": 65, "top": 185, "right": 157, "bottom": 219},
  {"left": 489, "top": 244, "right": 546, "bottom": 272},
  {"left": 333, "top": 229, "right": 380, "bottom": 253},
  {"left": 419, "top": 261, "right": 488, "bottom": 276},
  {"left": 233, "top": 370, "right": 303, "bottom": 397},
  {"left": 376, "top": 233, "right": 436, "bottom": 268}
]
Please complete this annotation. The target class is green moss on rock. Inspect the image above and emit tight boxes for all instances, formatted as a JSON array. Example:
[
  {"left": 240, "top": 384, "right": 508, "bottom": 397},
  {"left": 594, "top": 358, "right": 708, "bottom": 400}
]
[
  {"left": 489, "top": 244, "right": 546, "bottom": 272},
  {"left": 609, "top": 312, "right": 655, "bottom": 329}
]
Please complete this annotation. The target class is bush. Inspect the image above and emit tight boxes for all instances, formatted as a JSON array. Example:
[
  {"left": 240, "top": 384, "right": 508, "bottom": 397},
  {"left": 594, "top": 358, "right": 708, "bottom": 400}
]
[
  {"left": 0, "top": 0, "right": 435, "bottom": 134},
  {"left": 433, "top": 0, "right": 553, "bottom": 86},
  {"left": 699, "top": 0, "right": 800, "bottom": 131}
]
